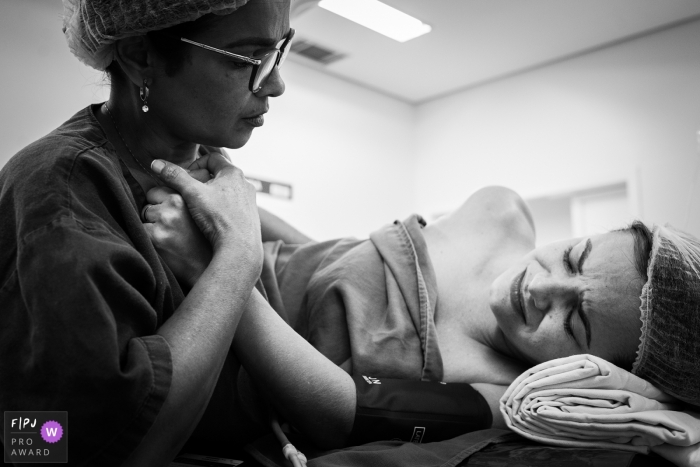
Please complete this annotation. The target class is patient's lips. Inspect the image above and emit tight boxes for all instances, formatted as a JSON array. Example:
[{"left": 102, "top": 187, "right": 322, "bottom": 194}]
[{"left": 510, "top": 269, "right": 527, "bottom": 323}]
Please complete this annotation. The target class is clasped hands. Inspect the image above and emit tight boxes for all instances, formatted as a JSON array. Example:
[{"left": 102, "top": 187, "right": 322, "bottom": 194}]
[{"left": 142, "top": 147, "right": 262, "bottom": 289}]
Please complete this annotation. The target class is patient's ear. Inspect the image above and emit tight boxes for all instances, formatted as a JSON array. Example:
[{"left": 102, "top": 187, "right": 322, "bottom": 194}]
[{"left": 114, "top": 36, "right": 155, "bottom": 88}]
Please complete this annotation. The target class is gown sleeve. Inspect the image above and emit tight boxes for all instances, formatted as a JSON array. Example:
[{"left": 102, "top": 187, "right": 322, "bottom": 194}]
[{"left": 0, "top": 214, "right": 173, "bottom": 466}]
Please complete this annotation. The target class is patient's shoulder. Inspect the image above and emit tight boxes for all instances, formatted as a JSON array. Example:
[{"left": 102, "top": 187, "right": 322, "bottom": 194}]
[
  {"left": 423, "top": 186, "right": 535, "bottom": 281},
  {"left": 454, "top": 186, "right": 535, "bottom": 240}
]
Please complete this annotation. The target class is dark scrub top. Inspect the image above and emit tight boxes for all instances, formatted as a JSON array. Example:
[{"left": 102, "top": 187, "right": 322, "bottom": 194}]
[{"left": 0, "top": 105, "right": 183, "bottom": 466}]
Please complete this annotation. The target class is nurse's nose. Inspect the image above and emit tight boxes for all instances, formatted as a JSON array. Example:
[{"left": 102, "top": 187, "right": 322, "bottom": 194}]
[
  {"left": 528, "top": 272, "right": 579, "bottom": 312},
  {"left": 257, "top": 66, "right": 286, "bottom": 98}
]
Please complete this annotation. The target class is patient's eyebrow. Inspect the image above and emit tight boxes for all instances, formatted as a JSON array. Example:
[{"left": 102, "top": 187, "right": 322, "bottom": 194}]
[{"left": 578, "top": 239, "right": 592, "bottom": 273}]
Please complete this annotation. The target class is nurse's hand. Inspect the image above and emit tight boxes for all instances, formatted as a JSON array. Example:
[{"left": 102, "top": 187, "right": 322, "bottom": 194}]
[
  {"left": 142, "top": 186, "right": 212, "bottom": 289},
  {"left": 150, "top": 152, "right": 262, "bottom": 284}
]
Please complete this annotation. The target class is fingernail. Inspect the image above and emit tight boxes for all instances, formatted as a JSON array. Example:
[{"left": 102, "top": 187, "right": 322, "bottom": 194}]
[{"left": 151, "top": 159, "right": 165, "bottom": 173}]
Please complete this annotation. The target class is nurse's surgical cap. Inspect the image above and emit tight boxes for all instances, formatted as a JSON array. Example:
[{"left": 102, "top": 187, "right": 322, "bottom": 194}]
[
  {"left": 62, "top": 0, "right": 249, "bottom": 70},
  {"left": 632, "top": 224, "right": 700, "bottom": 407}
]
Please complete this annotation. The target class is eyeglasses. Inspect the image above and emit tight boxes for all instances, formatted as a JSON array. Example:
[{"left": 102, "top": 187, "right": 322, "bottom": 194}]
[{"left": 180, "top": 28, "right": 295, "bottom": 94}]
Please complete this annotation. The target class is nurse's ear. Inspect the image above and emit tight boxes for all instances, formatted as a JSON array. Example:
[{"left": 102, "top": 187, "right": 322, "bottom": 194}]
[{"left": 113, "top": 36, "right": 158, "bottom": 89}]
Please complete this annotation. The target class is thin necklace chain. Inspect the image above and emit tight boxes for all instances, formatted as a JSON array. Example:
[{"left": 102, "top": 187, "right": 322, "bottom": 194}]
[{"left": 103, "top": 102, "right": 161, "bottom": 186}]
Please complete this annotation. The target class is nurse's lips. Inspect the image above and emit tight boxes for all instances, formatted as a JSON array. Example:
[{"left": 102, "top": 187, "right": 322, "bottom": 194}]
[
  {"left": 510, "top": 269, "right": 527, "bottom": 323},
  {"left": 242, "top": 113, "right": 266, "bottom": 127}
]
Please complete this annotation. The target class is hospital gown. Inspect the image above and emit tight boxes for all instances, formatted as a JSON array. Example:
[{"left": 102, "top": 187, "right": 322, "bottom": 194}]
[{"left": 261, "top": 215, "right": 444, "bottom": 382}]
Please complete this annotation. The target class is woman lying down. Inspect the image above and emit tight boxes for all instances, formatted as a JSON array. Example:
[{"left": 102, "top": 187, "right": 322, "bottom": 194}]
[{"left": 146, "top": 158, "right": 699, "bottom": 454}]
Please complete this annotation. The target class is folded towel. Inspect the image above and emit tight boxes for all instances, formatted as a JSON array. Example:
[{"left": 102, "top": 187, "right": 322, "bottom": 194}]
[{"left": 499, "top": 354, "right": 700, "bottom": 454}]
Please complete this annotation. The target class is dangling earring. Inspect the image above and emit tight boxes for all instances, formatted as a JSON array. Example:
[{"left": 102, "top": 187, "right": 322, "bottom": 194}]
[{"left": 140, "top": 79, "right": 150, "bottom": 113}]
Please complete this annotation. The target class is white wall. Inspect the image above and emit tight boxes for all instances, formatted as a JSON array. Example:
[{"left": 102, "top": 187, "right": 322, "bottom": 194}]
[
  {"left": 0, "top": 0, "right": 110, "bottom": 161},
  {"left": 526, "top": 196, "right": 573, "bottom": 246},
  {"left": 414, "top": 19, "right": 700, "bottom": 237},
  {"left": 231, "top": 61, "right": 415, "bottom": 240},
  {"left": 0, "top": 0, "right": 415, "bottom": 241}
]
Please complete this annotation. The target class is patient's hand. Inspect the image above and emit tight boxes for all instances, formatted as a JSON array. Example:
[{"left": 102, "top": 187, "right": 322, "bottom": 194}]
[
  {"left": 142, "top": 148, "right": 243, "bottom": 288},
  {"left": 142, "top": 150, "right": 230, "bottom": 287},
  {"left": 142, "top": 183, "right": 212, "bottom": 290}
]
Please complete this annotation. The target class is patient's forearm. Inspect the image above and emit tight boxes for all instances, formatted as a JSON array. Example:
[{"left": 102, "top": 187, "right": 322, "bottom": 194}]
[
  {"left": 259, "top": 207, "right": 313, "bottom": 244},
  {"left": 233, "top": 290, "right": 355, "bottom": 449},
  {"left": 471, "top": 383, "right": 508, "bottom": 429}
]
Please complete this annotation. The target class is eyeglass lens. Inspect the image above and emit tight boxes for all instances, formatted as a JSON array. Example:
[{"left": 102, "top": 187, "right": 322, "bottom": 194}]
[
  {"left": 252, "top": 32, "right": 294, "bottom": 92},
  {"left": 278, "top": 40, "right": 291, "bottom": 67},
  {"left": 253, "top": 51, "right": 280, "bottom": 91}
]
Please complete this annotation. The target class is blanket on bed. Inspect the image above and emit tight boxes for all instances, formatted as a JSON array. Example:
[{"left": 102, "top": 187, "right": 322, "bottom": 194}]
[
  {"left": 246, "top": 429, "right": 668, "bottom": 467},
  {"left": 260, "top": 215, "right": 443, "bottom": 381},
  {"left": 500, "top": 354, "right": 700, "bottom": 461}
]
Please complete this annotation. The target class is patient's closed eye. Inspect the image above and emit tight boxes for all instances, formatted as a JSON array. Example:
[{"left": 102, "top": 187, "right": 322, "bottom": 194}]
[{"left": 562, "top": 246, "right": 574, "bottom": 273}]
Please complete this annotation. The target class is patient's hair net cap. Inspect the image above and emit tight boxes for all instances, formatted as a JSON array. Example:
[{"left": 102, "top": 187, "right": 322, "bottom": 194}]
[
  {"left": 632, "top": 224, "right": 700, "bottom": 407},
  {"left": 62, "top": 0, "right": 250, "bottom": 70}
]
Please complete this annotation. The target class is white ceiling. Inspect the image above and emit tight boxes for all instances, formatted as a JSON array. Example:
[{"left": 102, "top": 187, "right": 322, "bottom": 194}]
[{"left": 289, "top": 0, "right": 700, "bottom": 103}]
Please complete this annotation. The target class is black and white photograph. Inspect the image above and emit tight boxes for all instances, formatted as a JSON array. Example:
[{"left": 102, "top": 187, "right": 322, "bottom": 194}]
[{"left": 2, "top": 1, "right": 700, "bottom": 466}]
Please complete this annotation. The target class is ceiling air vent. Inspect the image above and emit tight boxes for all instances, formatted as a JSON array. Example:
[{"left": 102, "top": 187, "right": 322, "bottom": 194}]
[{"left": 290, "top": 38, "right": 345, "bottom": 65}]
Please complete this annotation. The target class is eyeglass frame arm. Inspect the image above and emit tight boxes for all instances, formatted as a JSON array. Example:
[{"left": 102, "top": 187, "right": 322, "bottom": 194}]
[{"left": 179, "top": 37, "right": 262, "bottom": 65}]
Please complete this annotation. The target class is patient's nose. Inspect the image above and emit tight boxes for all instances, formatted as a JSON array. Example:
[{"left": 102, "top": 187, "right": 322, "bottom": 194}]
[{"left": 528, "top": 273, "right": 578, "bottom": 311}]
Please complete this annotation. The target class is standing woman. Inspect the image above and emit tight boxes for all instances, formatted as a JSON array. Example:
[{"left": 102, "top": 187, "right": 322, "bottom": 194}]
[{"left": 0, "top": 1, "right": 292, "bottom": 465}]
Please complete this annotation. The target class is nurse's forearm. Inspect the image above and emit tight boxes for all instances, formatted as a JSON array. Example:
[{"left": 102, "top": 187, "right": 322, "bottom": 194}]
[
  {"left": 124, "top": 250, "right": 255, "bottom": 467},
  {"left": 233, "top": 290, "right": 356, "bottom": 449}
]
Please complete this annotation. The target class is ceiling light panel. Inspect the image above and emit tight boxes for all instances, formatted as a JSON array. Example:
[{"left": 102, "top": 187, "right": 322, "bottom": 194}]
[{"left": 318, "top": 0, "right": 431, "bottom": 43}]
